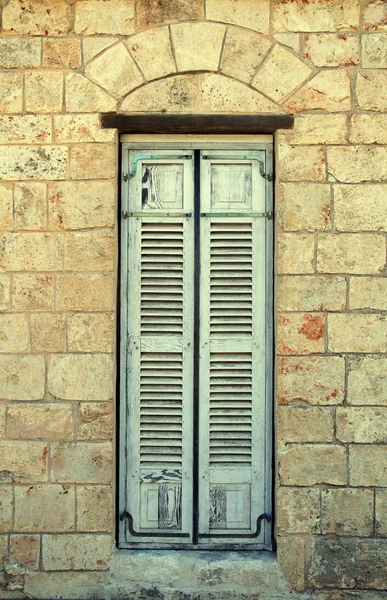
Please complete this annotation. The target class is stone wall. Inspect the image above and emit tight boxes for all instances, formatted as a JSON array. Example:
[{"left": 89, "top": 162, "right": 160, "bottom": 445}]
[{"left": 0, "top": 0, "right": 386, "bottom": 598}]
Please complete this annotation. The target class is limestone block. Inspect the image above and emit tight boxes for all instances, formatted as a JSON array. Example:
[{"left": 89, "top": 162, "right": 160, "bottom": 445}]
[
  {"left": 220, "top": 27, "right": 271, "bottom": 84},
  {"left": 55, "top": 274, "right": 114, "bottom": 311},
  {"left": 77, "top": 403, "right": 114, "bottom": 440},
  {"left": 0, "top": 183, "right": 13, "bottom": 230},
  {"left": 274, "top": 33, "right": 300, "bottom": 53},
  {"left": 317, "top": 234, "right": 385, "bottom": 274},
  {"left": 357, "top": 539, "right": 387, "bottom": 589},
  {"left": 51, "top": 442, "right": 113, "bottom": 484},
  {"left": 328, "top": 146, "right": 387, "bottom": 183},
  {"left": 206, "top": 0, "right": 270, "bottom": 34},
  {"left": 43, "top": 39, "right": 81, "bottom": 69},
  {"left": 10, "top": 535, "right": 40, "bottom": 571},
  {"left": 277, "top": 536, "right": 305, "bottom": 592},
  {"left": 337, "top": 407, "right": 387, "bottom": 443},
  {"left": 348, "top": 357, "right": 387, "bottom": 405},
  {"left": 350, "top": 114, "right": 387, "bottom": 145},
  {"left": 0, "top": 314, "right": 29, "bottom": 353},
  {"left": 120, "top": 74, "right": 200, "bottom": 113},
  {"left": 25, "top": 72, "right": 63, "bottom": 114},
  {"left": 0, "top": 38, "right": 41, "bottom": 68},
  {"left": 362, "top": 33, "right": 387, "bottom": 67},
  {"left": 70, "top": 144, "right": 116, "bottom": 180},
  {"left": 280, "top": 114, "right": 347, "bottom": 145},
  {"left": 0, "top": 486, "right": 13, "bottom": 532},
  {"left": 66, "top": 74, "right": 117, "bottom": 113},
  {"left": 278, "top": 357, "right": 345, "bottom": 406},
  {"left": 3, "top": 0, "right": 71, "bottom": 35},
  {"left": 277, "top": 487, "right": 319, "bottom": 534},
  {"left": 356, "top": 71, "right": 387, "bottom": 111},
  {"left": 277, "top": 182, "right": 331, "bottom": 231},
  {"left": 48, "top": 354, "right": 114, "bottom": 401},
  {"left": 322, "top": 488, "right": 373, "bottom": 537},
  {"left": 0, "top": 441, "right": 48, "bottom": 482},
  {"left": 76, "top": 486, "right": 113, "bottom": 532},
  {"left": 14, "top": 484, "right": 75, "bottom": 533},
  {"left": 278, "top": 276, "right": 346, "bottom": 312},
  {"left": 42, "top": 533, "right": 111, "bottom": 571},
  {"left": 277, "top": 233, "right": 314, "bottom": 274},
  {"left": 277, "top": 313, "right": 325, "bottom": 355},
  {"left": 171, "top": 22, "right": 225, "bottom": 72},
  {"left": 278, "top": 406, "right": 334, "bottom": 442},
  {"left": 0, "top": 355, "right": 45, "bottom": 401},
  {"left": 30, "top": 314, "right": 66, "bottom": 353},
  {"left": 137, "top": 0, "right": 204, "bottom": 30},
  {"left": 0, "top": 116, "right": 51, "bottom": 145},
  {"left": 0, "top": 534, "right": 8, "bottom": 566},
  {"left": 12, "top": 274, "right": 53, "bottom": 312},
  {"left": 75, "top": 0, "right": 134, "bottom": 35},
  {"left": 200, "top": 73, "right": 280, "bottom": 113},
  {"left": 279, "top": 444, "right": 347, "bottom": 486},
  {"left": 14, "top": 182, "right": 47, "bottom": 230},
  {"left": 67, "top": 313, "right": 114, "bottom": 353},
  {"left": 334, "top": 184, "right": 387, "bottom": 231},
  {"left": 350, "top": 446, "right": 387, "bottom": 486},
  {"left": 24, "top": 571, "right": 111, "bottom": 599},
  {"left": 54, "top": 115, "right": 115, "bottom": 143},
  {"left": 376, "top": 490, "right": 387, "bottom": 536},
  {"left": 83, "top": 38, "right": 118, "bottom": 64},
  {"left": 277, "top": 145, "right": 326, "bottom": 182},
  {"left": 49, "top": 181, "right": 115, "bottom": 230},
  {"left": 364, "top": 0, "right": 387, "bottom": 31},
  {"left": 252, "top": 45, "right": 311, "bottom": 103},
  {"left": 0, "top": 233, "right": 64, "bottom": 272},
  {"left": 7, "top": 403, "right": 73, "bottom": 440},
  {"left": 304, "top": 34, "right": 359, "bottom": 67},
  {"left": 0, "top": 146, "right": 67, "bottom": 180},
  {"left": 86, "top": 43, "right": 143, "bottom": 98},
  {"left": 328, "top": 314, "right": 387, "bottom": 353},
  {"left": 126, "top": 27, "right": 176, "bottom": 81},
  {"left": 0, "top": 275, "right": 10, "bottom": 311},
  {"left": 285, "top": 70, "right": 351, "bottom": 113},
  {"left": 0, "top": 73, "right": 23, "bottom": 114},
  {"left": 350, "top": 277, "right": 387, "bottom": 310},
  {"left": 273, "top": 0, "right": 360, "bottom": 32},
  {"left": 307, "top": 537, "right": 356, "bottom": 589},
  {"left": 65, "top": 231, "right": 115, "bottom": 272}
]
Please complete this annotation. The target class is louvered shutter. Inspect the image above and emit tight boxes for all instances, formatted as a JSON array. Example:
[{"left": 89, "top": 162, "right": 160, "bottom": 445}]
[
  {"left": 122, "top": 151, "right": 194, "bottom": 544},
  {"left": 198, "top": 151, "right": 271, "bottom": 545}
]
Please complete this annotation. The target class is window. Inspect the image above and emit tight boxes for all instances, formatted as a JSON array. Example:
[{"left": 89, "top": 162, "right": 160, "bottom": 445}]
[{"left": 119, "top": 140, "right": 273, "bottom": 549}]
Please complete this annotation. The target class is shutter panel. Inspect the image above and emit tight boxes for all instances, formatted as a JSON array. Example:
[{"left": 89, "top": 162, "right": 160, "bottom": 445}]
[
  {"left": 198, "top": 151, "right": 271, "bottom": 545},
  {"left": 123, "top": 151, "right": 194, "bottom": 544}
]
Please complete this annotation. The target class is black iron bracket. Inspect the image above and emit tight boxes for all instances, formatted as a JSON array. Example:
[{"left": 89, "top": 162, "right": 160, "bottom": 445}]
[
  {"left": 198, "top": 513, "right": 272, "bottom": 539},
  {"left": 120, "top": 511, "right": 190, "bottom": 538}
]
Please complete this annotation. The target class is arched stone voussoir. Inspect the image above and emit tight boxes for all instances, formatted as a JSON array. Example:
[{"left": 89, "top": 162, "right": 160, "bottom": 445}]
[
  {"left": 220, "top": 26, "right": 272, "bottom": 85},
  {"left": 170, "top": 22, "right": 226, "bottom": 72}
]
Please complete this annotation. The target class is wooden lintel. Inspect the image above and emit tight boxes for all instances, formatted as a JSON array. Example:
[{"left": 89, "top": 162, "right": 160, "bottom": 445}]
[{"left": 100, "top": 114, "right": 294, "bottom": 134}]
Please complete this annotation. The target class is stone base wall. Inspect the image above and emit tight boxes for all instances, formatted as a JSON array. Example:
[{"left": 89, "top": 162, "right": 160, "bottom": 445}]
[{"left": 0, "top": 0, "right": 387, "bottom": 597}]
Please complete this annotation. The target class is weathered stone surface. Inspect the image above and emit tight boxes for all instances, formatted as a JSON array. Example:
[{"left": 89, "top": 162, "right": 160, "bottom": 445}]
[
  {"left": 75, "top": 0, "right": 134, "bottom": 35},
  {"left": 12, "top": 274, "right": 53, "bottom": 311},
  {"left": 273, "top": 0, "right": 360, "bottom": 32},
  {"left": 0, "top": 534, "right": 8, "bottom": 566},
  {"left": 77, "top": 403, "right": 114, "bottom": 440},
  {"left": 277, "top": 487, "right": 319, "bottom": 534},
  {"left": 70, "top": 144, "right": 116, "bottom": 180},
  {"left": 356, "top": 71, "right": 387, "bottom": 111},
  {"left": 121, "top": 74, "right": 199, "bottom": 112},
  {"left": 278, "top": 406, "right": 334, "bottom": 442},
  {"left": 0, "top": 38, "right": 41, "bottom": 68},
  {"left": 0, "top": 314, "right": 29, "bottom": 353},
  {"left": 220, "top": 27, "right": 271, "bottom": 83},
  {"left": 277, "top": 276, "right": 346, "bottom": 312},
  {"left": 278, "top": 182, "right": 331, "bottom": 231},
  {"left": 66, "top": 74, "right": 117, "bottom": 113},
  {"left": 376, "top": 490, "right": 387, "bottom": 536},
  {"left": 0, "top": 183, "right": 13, "bottom": 230},
  {"left": 285, "top": 70, "right": 351, "bottom": 113},
  {"left": 0, "top": 356, "right": 45, "bottom": 401},
  {"left": 348, "top": 357, "right": 387, "bottom": 406},
  {"left": 24, "top": 571, "right": 110, "bottom": 600},
  {"left": 200, "top": 73, "right": 280, "bottom": 113},
  {"left": 54, "top": 114, "right": 115, "bottom": 143},
  {"left": 350, "top": 114, "right": 387, "bottom": 145},
  {"left": 317, "top": 234, "right": 385, "bottom": 274},
  {"left": 49, "top": 181, "right": 115, "bottom": 230},
  {"left": 51, "top": 442, "right": 113, "bottom": 484},
  {"left": 25, "top": 72, "right": 63, "bottom": 114},
  {"left": 3, "top": 0, "right": 71, "bottom": 35},
  {"left": 307, "top": 537, "right": 356, "bottom": 588},
  {"left": 337, "top": 407, "right": 387, "bottom": 443},
  {"left": 0, "top": 73, "right": 23, "bottom": 114},
  {"left": 30, "top": 314, "right": 66, "bottom": 353},
  {"left": 277, "top": 536, "right": 305, "bottom": 591},
  {"left": 0, "top": 485, "right": 13, "bottom": 532},
  {"left": 328, "top": 146, "right": 387, "bottom": 183},
  {"left": 14, "top": 182, "right": 47, "bottom": 230},
  {"left": 350, "top": 277, "right": 387, "bottom": 310},
  {"left": 86, "top": 43, "right": 143, "bottom": 98},
  {"left": 43, "top": 39, "right": 81, "bottom": 69},
  {"left": 278, "top": 145, "right": 325, "bottom": 182},
  {"left": 281, "top": 114, "right": 347, "bottom": 145},
  {"left": 334, "top": 184, "right": 387, "bottom": 231},
  {"left": 10, "top": 535, "right": 40, "bottom": 570},
  {"left": 15, "top": 484, "right": 75, "bottom": 533},
  {"left": 274, "top": 33, "right": 300, "bottom": 52},
  {"left": 77, "top": 486, "right": 113, "bottom": 532},
  {"left": 304, "top": 33, "right": 359, "bottom": 67},
  {"left": 206, "top": 0, "right": 269, "bottom": 33},
  {"left": 65, "top": 230, "right": 114, "bottom": 272},
  {"left": 357, "top": 539, "right": 387, "bottom": 589},
  {"left": 364, "top": 0, "right": 387, "bottom": 31},
  {"left": 55, "top": 274, "right": 114, "bottom": 311},
  {"left": 67, "top": 314, "right": 114, "bottom": 353},
  {"left": 0, "top": 275, "right": 10, "bottom": 311},
  {"left": 0, "top": 146, "right": 67, "bottom": 181},
  {"left": 0, "top": 116, "right": 51, "bottom": 144},
  {"left": 171, "top": 22, "right": 225, "bottom": 71},
  {"left": 137, "top": 0, "right": 204, "bottom": 29},
  {"left": 277, "top": 234, "right": 315, "bottom": 274},
  {"left": 83, "top": 37, "right": 118, "bottom": 64},
  {"left": 127, "top": 27, "right": 176, "bottom": 81},
  {"left": 279, "top": 444, "right": 347, "bottom": 486},
  {"left": 328, "top": 314, "right": 387, "bottom": 353},
  {"left": 322, "top": 488, "right": 373, "bottom": 536},
  {"left": 253, "top": 45, "right": 311, "bottom": 103},
  {"left": 362, "top": 33, "right": 387, "bottom": 67},
  {"left": 0, "top": 441, "right": 48, "bottom": 483},
  {"left": 43, "top": 533, "right": 111, "bottom": 571},
  {"left": 48, "top": 354, "right": 114, "bottom": 401},
  {"left": 7, "top": 403, "right": 73, "bottom": 440},
  {"left": 0, "top": 233, "right": 64, "bottom": 272},
  {"left": 277, "top": 313, "right": 325, "bottom": 355}
]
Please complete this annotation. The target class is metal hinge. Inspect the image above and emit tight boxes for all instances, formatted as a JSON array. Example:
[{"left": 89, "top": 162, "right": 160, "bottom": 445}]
[
  {"left": 124, "top": 154, "right": 193, "bottom": 181},
  {"left": 120, "top": 511, "right": 190, "bottom": 538},
  {"left": 201, "top": 154, "right": 273, "bottom": 181},
  {"left": 199, "top": 513, "right": 272, "bottom": 539}
]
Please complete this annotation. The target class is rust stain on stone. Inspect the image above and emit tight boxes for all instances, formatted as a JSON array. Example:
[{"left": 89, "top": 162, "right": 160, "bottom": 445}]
[{"left": 298, "top": 314, "right": 324, "bottom": 341}]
